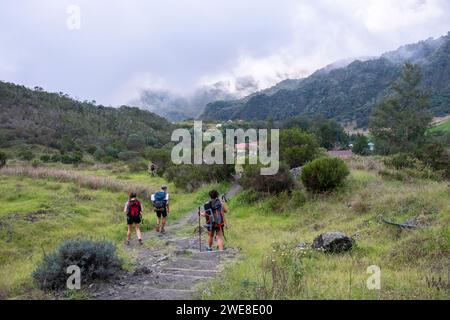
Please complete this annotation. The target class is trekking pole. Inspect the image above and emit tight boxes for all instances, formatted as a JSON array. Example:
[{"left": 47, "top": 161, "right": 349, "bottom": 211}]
[{"left": 198, "top": 206, "right": 202, "bottom": 252}]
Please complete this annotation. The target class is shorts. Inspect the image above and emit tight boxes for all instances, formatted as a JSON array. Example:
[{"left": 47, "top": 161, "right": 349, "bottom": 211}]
[
  {"left": 155, "top": 209, "right": 167, "bottom": 218},
  {"left": 207, "top": 225, "right": 223, "bottom": 235},
  {"left": 127, "top": 215, "right": 142, "bottom": 225}
]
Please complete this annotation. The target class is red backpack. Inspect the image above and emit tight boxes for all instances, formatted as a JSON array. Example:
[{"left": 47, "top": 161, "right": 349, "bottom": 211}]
[{"left": 127, "top": 199, "right": 142, "bottom": 217}]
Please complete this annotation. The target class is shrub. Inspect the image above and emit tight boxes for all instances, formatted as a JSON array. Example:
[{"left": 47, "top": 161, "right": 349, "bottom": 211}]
[
  {"left": 236, "top": 189, "right": 264, "bottom": 205},
  {"left": 301, "top": 157, "right": 350, "bottom": 193},
  {"left": 86, "top": 145, "right": 97, "bottom": 155},
  {"left": 352, "top": 134, "right": 370, "bottom": 156},
  {"left": 265, "top": 192, "right": 290, "bottom": 213},
  {"left": 0, "top": 151, "right": 7, "bottom": 168},
  {"left": 40, "top": 154, "right": 51, "bottom": 163},
  {"left": 289, "top": 190, "right": 307, "bottom": 208},
  {"left": 241, "top": 162, "right": 295, "bottom": 195},
  {"left": 118, "top": 151, "right": 140, "bottom": 162},
  {"left": 280, "top": 128, "right": 320, "bottom": 168},
  {"left": 165, "top": 164, "right": 234, "bottom": 191},
  {"left": 127, "top": 158, "right": 148, "bottom": 172},
  {"left": 18, "top": 149, "right": 34, "bottom": 161},
  {"left": 384, "top": 153, "right": 415, "bottom": 170},
  {"left": 33, "top": 239, "right": 123, "bottom": 290},
  {"left": 31, "top": 159, "right": 42, "bottom": 168}
]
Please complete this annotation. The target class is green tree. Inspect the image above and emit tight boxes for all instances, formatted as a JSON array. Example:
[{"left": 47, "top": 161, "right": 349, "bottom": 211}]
[
  {"left": 280, "top": 128, "right": 320, "bottom": 168},
  {"left": 369, "top": 63, "right": 432, "bottom": 155},
  {"left": 353, "top": 134, "right": 370, "bottom": 155},
  {"left": 126, "top": 134, "right": 145, "bottom": 151}
]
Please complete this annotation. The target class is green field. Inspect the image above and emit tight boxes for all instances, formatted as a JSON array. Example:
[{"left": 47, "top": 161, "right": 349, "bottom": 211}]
[
  {"left": 429, "top": 119, "right": 450, "bottom": 134},
  {"left": 0, "top": 164, "right": 226, "bottom": 299}
]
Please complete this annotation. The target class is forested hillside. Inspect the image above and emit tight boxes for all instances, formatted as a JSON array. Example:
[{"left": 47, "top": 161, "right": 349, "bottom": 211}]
[
  {"left": 201, "top": 33, "right": 450, "bottom": 127},
  {"left": 0, "top": 82, "right": 176, "bottom": 155}
]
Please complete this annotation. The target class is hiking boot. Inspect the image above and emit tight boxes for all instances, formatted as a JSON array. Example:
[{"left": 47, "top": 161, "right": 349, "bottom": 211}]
[
  {"left": 207, "top": 247, "right": 213, "bottom": 252},
  {"left": 155, "top": 226, "right": 160, "bottom": 233},
  {"left": 138, "top": 239, "right": 143, "bottom": 245},
  {"left": 125, "top": 240, "right": 130, "bottom": 246},
  {"left": 161, "top": 226, "right": 166, "bottom": 234}
]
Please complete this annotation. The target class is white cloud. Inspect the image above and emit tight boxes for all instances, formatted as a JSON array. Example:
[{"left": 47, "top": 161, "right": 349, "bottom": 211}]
[{"left": 0, "top": 0, "right": 449, "bottom": 105}]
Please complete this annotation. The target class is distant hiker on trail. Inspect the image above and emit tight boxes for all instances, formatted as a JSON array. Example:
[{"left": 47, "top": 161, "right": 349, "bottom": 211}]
[
  {"left": 200, "top": 190, "right": 228, "bottom": 252},
  {"left": 124, "top": 192, "right": 143, "bottom": 246},
  {"left": 151, "top": 185, "right": 170, "bottom": 233},
  {"left": 149, "top": 163, "right": 157, "bottom": 177}
]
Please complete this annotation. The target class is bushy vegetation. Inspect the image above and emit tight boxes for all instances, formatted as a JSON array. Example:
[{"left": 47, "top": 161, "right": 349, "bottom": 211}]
[
  {"left": 352, "top": 134, "right": 371, "bottom": 156},
  {"left": 240, "top": 163, "right": 295, "bottom": 195},
  {"left": 283, "top": 116, "right": 349, "bottom": 150},
  {"left": 0, "top": 81, "right": 175, "bottom": 164},
  {"left": 301, "top": 157, "right": 350, "bottom": 193},
  {"left": 280, "top": 128, "right": 321, "bottom": 169},
  {"left": 33, "top": 240, "right": 123, "bottom": 290},
  {"left": 165, "top": 164, "right": 235, "bottom": 191}
]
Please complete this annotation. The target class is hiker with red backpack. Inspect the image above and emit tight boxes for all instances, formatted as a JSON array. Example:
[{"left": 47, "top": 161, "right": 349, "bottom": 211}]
[
  {"left": 151, "top": 185, "right": 170, "bottom": 234},
  {"left": 200, "top": 190, "right": 228, "bottom": 251},
  {"left": 124, "top": 192, "right": 144, "bottom": 245}
]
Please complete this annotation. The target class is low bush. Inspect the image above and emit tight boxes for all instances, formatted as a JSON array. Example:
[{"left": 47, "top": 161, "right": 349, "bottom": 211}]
[
  {"left": 40, "top": 154, "right": 51, "bottom": 162},
  {"left": 33, "top": 239, "right": 123, "bottom": 290},
  {"left": 127, "top": 158, "right": 148, "bottom": 172},
  {"left": 19, "top": 149, "right": 34, "bottom": 161},
  {"left": 301, "top": 157, "right": 350, "bottom": 193},
  {"left": 289, "top": 190, "right": 307, "bottom": 208},
  {"left": 241, "top": 163, "right": 295, "bottom": 195},
  {"left": 165, "top": 164, "right": 234, "bottom": 191},
  {"left": 31, "top": 159, "right": 42, "bottom": 168}
]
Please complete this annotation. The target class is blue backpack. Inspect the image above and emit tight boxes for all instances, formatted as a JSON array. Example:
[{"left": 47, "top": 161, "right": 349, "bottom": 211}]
[{"left": 153, "top": 192, "right": 167, "bottom": 212}]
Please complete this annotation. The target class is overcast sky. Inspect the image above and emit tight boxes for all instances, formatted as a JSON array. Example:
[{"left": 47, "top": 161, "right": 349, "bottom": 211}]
[{"left": 1, "top": 0, "right": 450, "bottom": 106}]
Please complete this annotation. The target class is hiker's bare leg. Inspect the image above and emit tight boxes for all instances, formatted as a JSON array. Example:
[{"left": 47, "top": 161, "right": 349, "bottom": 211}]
[
  {"left": 156, "top": 216, "right": 161, "bottom": 230},
  {"left": 208, "top": 232, "right": 214, "bottom": 248},
  {"left": 135, "top": 224, "right": 142, "bottom": 240},
  {"left": 162, "top": 217, "right": 167, "bottom": 226},
  {"left": 127, "top": 225, "right": 132, "bottom": 241},
  {"left": 217, "top": 229, "right": 224, "bottom": 251}
]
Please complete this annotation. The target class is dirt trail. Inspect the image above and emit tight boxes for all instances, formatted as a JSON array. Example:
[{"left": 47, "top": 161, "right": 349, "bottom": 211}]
[{"left": 89, "top": 184, "right": 242, "bottom": 300}]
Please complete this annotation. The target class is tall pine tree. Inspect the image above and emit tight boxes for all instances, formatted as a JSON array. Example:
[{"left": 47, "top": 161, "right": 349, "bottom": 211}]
[{"left": 370, "top": 63, "right": 432, "bottom": 155}]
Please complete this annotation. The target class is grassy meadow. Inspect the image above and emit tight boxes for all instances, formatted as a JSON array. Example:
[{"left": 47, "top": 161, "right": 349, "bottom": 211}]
[
  {"left": 0, "top": 163, "right": 226, "bottom": 299},
  {"left": 203, "top": 157, "right": 450, "bottom": 300}
]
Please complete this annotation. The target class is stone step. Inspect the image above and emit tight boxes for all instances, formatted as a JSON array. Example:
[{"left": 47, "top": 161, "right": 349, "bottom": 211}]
[
  {"left": 160, "top": 267, "right": 218, "bottom": 277},
  {"left": 104, "top": 287, "right": 196, "bottom": 300},
  {"left": 162, "top": 258, "right": 220, "bottom": 270}
]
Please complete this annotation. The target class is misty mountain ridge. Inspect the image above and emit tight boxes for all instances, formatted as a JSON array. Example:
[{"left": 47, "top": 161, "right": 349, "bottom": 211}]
[
  {"left": 200, "top": 32, "right": 450, "bottom": 127},
  {"left": 133, "top": 76, "right": 259, "bottom": 122}
]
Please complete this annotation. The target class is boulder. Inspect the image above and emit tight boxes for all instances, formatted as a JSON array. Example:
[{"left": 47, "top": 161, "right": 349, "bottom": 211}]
[
  {"left": 290, "top": 167, "right": 303, "bottom": 178},
  {"left": 312, "top": 231, "right": 353, "bottom": 253}
]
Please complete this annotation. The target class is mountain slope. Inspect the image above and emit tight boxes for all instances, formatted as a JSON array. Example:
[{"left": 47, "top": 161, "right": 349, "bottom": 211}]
[
  {"left": 0, "top": 81, "right": 176, "bottom": 151},
  {"left": 201, "top": 33, "right": 450, "bottom": 127}
]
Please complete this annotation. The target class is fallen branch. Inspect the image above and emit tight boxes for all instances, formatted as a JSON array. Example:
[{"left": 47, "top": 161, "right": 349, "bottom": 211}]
[{"left": 382, "top": 218, "right": 417, "bottom": 229}]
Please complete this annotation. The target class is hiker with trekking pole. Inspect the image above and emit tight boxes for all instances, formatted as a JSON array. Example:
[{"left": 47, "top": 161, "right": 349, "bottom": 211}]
[
  {"left": 151, "top": 185, "right": 170, "bottom": 234},
  {"left": 198, "top": 190, "right": 228, "bottom": 252}
]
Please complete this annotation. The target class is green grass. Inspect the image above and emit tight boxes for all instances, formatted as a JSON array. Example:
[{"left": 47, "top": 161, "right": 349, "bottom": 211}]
[
  {"left": 0, "top": 166, "right": 227, "bottom": 299},
  {"left": 429, "top": 119, "right": 450, "bottom": 134},
  {"left": 203, "top": 169, "right": 450, "bottom": 300}
]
